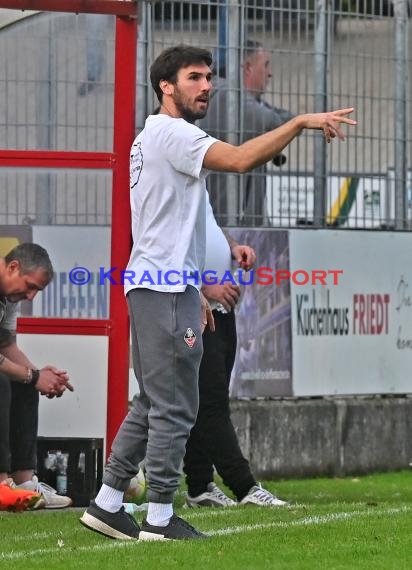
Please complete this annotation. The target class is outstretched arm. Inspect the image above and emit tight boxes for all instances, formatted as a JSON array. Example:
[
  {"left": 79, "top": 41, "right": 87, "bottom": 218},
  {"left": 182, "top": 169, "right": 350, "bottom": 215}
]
[{"left": 203, "top": 107, "right": 356, "bottom": 173}]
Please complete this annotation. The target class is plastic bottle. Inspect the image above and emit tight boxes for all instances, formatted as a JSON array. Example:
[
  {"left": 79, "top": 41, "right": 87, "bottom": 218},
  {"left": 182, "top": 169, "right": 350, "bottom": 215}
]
[
  {"left": 55, "top": 451, "right": 68, "bottom": 495},
  {"left": 216, "top": 302, "right": 229, "bottom": 314},
  {"left": 123, "top": 502, "right": 148, "bottom": 514}
]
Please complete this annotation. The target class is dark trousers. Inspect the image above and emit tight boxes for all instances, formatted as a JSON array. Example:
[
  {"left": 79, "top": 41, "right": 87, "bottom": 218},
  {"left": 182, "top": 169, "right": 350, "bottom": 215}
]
[
  {"left": 184, "top": 310, "right": 256, "bottom": 501},
  {"left": 0, "top": 372, "right": 39, "bottom": 473}
]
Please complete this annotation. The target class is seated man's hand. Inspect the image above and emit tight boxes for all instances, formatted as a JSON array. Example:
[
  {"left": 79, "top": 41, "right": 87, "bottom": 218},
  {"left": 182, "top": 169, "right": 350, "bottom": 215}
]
[
  {"left": 36, "top": 366, "right": 73, "bottom": 398},
  {"left": 42, "top": 365, "right": 74, "bottom": 392}
]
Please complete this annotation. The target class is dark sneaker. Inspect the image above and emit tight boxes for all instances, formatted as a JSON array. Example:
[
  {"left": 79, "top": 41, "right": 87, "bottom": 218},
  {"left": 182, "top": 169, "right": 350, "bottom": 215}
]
[
  {"left": 139, "top": 514, "right": 207, "bottom": 541},
  {"left": 80, "top": 500, "right": 140, "bottom": 540}
]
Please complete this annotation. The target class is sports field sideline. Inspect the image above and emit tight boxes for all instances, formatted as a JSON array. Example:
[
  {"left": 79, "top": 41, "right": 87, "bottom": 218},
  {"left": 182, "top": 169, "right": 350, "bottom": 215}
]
[{"left": 0, "top": 471, "right": 411, "bottom": 569}]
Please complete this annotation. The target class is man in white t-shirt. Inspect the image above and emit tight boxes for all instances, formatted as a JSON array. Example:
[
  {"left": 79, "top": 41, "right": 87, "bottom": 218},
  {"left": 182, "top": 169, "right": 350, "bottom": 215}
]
[{"left": 80, "top": 45, "right": 356, "bottom": 541}]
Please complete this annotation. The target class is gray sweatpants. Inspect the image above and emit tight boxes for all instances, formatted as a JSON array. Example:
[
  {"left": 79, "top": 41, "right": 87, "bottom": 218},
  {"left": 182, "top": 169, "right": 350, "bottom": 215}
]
[{"left": 103, "top": 286, "right": 203, "bottom": 504}]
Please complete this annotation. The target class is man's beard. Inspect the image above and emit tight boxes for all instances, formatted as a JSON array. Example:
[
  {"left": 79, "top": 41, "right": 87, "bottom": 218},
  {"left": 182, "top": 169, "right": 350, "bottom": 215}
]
[
  {"left": 177, "top": 104, "right": 207, "bottom": 123},
  {"left": 174, "top": 97, "right": 208, "bottom": 123}
]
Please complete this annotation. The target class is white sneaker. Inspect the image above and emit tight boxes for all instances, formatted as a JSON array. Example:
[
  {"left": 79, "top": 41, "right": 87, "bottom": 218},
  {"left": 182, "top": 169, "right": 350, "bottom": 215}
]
[
  {"left": 239, "top": 484, "right": 289, "bottom": 507},
  {"left": 185, "top": 482, "right": 237, "bottom": 508},
  {"left": 17, "top": 475, "right": 72, "bottom": 509}
]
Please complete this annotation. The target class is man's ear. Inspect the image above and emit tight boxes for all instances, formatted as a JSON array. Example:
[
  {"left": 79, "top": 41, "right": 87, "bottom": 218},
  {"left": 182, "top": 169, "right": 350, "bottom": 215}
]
[
  {"left": 6, "top": 260, "right": 20, "bottom": 274},
  {"left": 244, "top": 60, "right": 252, "bottom": 73},
  {"left": 160, "top": 79, "right": 174, "bottom": 96}
]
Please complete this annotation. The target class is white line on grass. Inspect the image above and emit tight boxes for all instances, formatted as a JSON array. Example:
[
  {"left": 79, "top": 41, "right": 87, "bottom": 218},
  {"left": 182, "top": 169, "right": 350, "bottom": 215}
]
[
  {"left": 1, "top": 505, "right": 410, "bottom": 561},
  {"left": 207, "top": 505, "right": 412, "bottom": 536},
  {"left": 0, "top": 541, "right": 134, "bottom": 561},
  {"left": 7, "top": 505, "right": 304, "bottom": 544}
]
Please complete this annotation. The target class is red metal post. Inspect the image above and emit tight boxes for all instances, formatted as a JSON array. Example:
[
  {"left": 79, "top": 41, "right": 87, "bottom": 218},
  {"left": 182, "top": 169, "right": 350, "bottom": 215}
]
[{"left": 106, "top": 14, "right": 137, "bottom": 454}]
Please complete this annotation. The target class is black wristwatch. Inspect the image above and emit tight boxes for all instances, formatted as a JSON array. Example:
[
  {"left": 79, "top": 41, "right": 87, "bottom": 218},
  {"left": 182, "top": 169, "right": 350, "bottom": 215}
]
[{"left": 25, "top": 368, "right": 40, "bottom": 387}]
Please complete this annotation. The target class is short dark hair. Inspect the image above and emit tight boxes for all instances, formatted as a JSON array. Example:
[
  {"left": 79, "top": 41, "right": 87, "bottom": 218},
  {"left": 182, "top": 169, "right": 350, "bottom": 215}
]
[
  {"left": 150, "top": 45, "right": 213, "bottom": 103},
  {"left": 215, "top": 39, "right": 263, "bottom": 78},
  {"left": 5, "top": 243, "right": 54, "bottom": 281},
  {"left": 244, "top": 39, "right": 264, "bottom": 59}
]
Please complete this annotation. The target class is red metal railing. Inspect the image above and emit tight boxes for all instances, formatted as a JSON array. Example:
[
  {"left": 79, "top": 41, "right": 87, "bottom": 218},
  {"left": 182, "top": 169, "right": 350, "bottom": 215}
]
[
  {"left": 17, "top": 318, "right": 112, "bottom": 336},
  {"left": 0, "top": 1, "right": 137, "bottom": 16},
  {"left": 0, "top": 150, "right": 116, "bottom": 169}
]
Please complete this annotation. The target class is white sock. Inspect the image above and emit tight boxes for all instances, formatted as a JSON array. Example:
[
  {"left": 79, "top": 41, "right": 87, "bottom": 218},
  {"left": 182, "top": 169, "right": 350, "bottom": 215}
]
[
  {"left": 146, "top": 502, "right": 173, "bottom": 527},
  {"left": 95, "top": 484, "right": 124, "bottom": 513}
]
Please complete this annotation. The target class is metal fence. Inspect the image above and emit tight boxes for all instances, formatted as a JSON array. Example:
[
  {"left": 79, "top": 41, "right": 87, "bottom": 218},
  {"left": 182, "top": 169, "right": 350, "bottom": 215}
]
[
  {"left": 0, "top": 11, "right": 115, "bottom": 225},
  {"left": 0, "top": 1, "right": 411, "bottom": 228}
]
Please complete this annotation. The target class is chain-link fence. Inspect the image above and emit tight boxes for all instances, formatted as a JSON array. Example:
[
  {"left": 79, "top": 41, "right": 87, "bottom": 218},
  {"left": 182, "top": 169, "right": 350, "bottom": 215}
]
[{"left": 0, "top": 1, "right": 411, "bottom": 228}]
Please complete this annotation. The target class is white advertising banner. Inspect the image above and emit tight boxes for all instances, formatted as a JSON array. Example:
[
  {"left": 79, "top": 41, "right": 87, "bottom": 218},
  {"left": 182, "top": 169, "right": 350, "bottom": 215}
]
[
  {"left": 32, "top": 226, "right": 111, "bottom": 319},
  {"left": 32, "top": 226, "right": 139, "bottom": 402},
  {"left": 17, "top": 334, "right": 109, "bottom": 439},
  {"left": 267, "top": 174, "right": 385, "bottom": 228},
  {"left": 290, "top": 230, "right": 412, "bottom": 396}
]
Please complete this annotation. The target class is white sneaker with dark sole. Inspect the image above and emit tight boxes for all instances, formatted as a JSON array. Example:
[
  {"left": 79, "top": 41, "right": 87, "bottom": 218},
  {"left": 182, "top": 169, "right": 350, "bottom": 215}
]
[
  {"left": 80, "top": 500, "right": 140, "bottom": 540},
  {"left": 185, "top": 482, "right": 237, "bottom": 508},
  {"left": 16, "top": 475, "right": 72, "bottom": 509},
  {"left": 239, "top": 484, "right": 289, "bottom": 507}
]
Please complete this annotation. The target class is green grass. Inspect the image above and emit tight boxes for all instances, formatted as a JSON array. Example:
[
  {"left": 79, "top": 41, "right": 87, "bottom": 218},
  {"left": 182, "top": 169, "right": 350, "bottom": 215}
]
[{"left": 0, "top": 471, "right": 411, "bottom": 569}]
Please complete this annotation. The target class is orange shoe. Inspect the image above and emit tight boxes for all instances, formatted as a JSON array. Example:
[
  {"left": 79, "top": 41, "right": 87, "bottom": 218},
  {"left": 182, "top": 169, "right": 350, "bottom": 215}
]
[{"left": 0, "top": 480, "right": 45, "bottom": 512}]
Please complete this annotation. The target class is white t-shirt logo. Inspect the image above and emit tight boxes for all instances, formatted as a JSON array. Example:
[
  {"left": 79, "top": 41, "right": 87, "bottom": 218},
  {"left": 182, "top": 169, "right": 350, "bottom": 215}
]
[{"left": 130, "top": 141, "right": 143, "bottom": 190}]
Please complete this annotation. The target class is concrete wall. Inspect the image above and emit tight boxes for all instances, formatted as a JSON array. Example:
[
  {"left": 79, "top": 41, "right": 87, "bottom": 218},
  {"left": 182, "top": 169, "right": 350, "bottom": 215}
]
[{"left": 230, "top": 396, "right": 412, "bottom": 478}]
